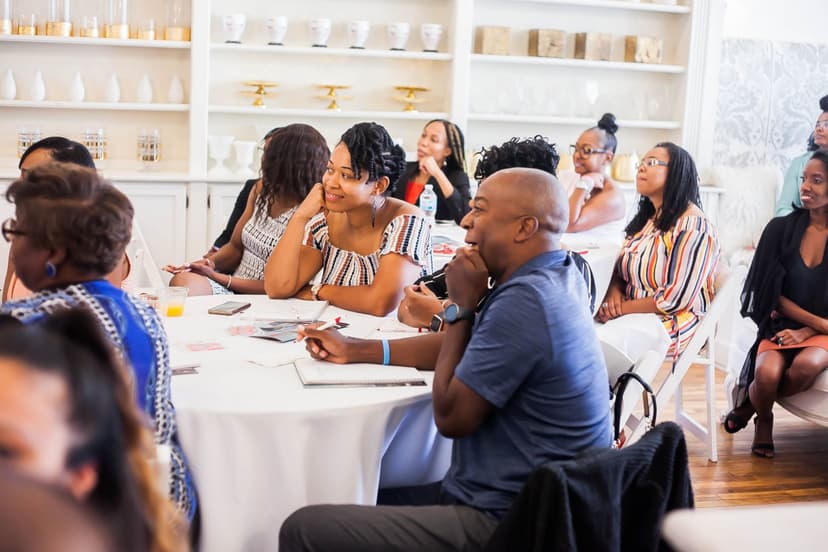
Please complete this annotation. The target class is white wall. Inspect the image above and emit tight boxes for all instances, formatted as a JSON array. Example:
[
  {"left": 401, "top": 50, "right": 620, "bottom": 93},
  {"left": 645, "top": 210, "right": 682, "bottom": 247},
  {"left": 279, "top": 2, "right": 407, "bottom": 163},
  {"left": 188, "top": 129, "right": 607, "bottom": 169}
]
[{"left": 722, "top": 0, "right": 827, "bottom": 43}]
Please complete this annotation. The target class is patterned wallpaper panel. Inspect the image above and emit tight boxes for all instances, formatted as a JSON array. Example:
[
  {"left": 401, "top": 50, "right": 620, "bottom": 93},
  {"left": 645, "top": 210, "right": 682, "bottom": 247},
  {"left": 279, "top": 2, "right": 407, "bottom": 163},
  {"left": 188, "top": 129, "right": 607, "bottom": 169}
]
[{"left": 713, "top": 38, "right": 828, "bottom": 173}]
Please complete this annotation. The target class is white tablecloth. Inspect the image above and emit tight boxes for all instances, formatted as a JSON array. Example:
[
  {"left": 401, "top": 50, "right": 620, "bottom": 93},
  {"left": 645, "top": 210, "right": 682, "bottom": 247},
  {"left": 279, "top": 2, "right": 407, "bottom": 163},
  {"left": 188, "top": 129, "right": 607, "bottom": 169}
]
[{"left": 166, "top": 296, "right": 452, "bottom": 552}]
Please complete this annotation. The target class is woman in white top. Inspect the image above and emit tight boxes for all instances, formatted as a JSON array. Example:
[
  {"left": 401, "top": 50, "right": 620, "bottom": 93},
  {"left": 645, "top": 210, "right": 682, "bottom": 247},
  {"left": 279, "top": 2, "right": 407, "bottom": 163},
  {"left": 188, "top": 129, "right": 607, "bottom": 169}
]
[
  {"left": 265, "top": 122, "right": 432, "bottom": 316},
  {"left": 164, "top": 124, "right": 330, "bottom": 295},
  {"left": 559, "top": 113, "right": 626, "bottom": 239}
]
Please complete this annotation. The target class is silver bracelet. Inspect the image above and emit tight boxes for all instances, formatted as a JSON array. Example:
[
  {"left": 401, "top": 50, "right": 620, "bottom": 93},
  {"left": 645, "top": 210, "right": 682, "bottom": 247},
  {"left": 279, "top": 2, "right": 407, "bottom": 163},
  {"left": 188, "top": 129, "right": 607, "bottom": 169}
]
[{"left": 226, "top": 275, "right": 233, "bottom": 290}]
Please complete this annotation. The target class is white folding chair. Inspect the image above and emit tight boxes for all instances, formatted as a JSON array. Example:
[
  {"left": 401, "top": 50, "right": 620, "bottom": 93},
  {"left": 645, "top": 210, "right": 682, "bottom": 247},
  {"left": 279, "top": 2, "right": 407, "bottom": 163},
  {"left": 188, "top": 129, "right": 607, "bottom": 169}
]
[
  {"left": 125, "top": 220, "right": 166, "bottom": 291},
  {"left": 625, "top": 265, "right": 748, "bottom": 462}
]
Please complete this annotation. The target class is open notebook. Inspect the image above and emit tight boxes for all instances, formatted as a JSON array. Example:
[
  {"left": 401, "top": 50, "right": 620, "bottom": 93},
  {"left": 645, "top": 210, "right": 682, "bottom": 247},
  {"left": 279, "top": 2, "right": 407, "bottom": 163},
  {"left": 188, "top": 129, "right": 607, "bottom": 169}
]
[
  {"left": 253, "top": 299, "right": 328, "bottom": 323},
  {"left": 294, "top": 359, "right": 427, "bottom": 388}
]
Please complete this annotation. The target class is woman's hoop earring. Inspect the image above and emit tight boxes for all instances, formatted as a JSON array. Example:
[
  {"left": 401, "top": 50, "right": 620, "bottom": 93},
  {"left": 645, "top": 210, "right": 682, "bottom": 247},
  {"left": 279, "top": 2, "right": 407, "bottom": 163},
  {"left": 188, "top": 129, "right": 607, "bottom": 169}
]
[{"left": 45, "top": 261, "right": 57, "bottom": 278}]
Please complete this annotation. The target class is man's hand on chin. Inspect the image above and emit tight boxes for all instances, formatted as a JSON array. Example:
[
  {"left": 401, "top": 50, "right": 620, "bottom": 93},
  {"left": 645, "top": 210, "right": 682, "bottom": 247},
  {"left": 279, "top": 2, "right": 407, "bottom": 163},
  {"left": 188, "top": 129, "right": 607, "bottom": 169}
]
[{"left": 445, "top": 245, "right": 489, "bottom": 310}]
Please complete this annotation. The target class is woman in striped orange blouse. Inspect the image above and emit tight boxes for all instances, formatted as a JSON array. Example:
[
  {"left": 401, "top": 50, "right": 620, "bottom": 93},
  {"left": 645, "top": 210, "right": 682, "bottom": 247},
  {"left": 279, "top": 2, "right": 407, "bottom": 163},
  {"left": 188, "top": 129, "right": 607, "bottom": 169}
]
[
  {"left": 265, "top": 122, "right": 433, "bottom": 316},
  {"left": 595, "top": 142, "right": 720, "bottom": 357}
]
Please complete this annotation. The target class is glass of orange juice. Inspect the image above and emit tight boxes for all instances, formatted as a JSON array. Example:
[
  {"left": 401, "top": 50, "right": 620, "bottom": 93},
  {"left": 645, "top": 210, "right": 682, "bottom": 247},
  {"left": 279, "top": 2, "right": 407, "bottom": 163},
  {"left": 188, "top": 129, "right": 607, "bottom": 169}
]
[{"left": 163, "top": 286, "right": 188, "bottom": 317}]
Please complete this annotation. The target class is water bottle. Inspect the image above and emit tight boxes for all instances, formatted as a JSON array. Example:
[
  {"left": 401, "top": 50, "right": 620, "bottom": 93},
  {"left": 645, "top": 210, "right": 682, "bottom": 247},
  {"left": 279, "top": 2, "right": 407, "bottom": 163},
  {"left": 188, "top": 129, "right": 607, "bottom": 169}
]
[{"left": 419, "top": 184, "right": 437, "bottom": 224}]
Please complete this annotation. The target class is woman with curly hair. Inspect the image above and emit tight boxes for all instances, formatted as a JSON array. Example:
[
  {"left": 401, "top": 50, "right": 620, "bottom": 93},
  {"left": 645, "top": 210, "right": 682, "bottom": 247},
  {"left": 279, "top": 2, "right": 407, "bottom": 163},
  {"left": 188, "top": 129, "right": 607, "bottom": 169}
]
[
  {"left": 265, "top": 122, "right": 433, "bottom": 316},
  {"left": 0, "top": 309, "right": 186, "bottom": 551},
  {"left": 165, "top": 124, "right": 330, "bottom": 295},
  {"left": 596, "top": 142, "right": 720, "bottom": 358},
  {"left": 392, "top": 119, "right": 470, "bottom": 224}
]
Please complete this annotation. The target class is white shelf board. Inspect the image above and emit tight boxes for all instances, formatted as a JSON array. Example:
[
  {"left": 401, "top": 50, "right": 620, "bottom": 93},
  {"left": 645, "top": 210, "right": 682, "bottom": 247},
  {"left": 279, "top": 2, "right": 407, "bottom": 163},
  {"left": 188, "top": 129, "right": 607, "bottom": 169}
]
[
  {"left": 210, "top": 43, "right": 452, "bottom": 61},
  {"left": 0, "top": 34, "right": 191, "bottom": 49},
  {"left": 471, "top": 54, "right": 685, "bottom": 74},
  {"left": 468, "top": 113, "right": 681, "bottom": 130},
  {"left": 506, "top": 0, "right": 691, "bottom": 14},
  {"left": 0, "top": 100, "right": 189, "bottom": 112},
  {"left": 209, "top": 106, "right": 449, "bottom": 120}
]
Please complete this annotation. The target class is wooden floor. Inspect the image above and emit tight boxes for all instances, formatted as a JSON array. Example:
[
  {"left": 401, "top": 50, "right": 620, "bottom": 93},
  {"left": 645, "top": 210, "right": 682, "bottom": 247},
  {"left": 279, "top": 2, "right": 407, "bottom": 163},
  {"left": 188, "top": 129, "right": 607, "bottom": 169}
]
[{"left": 655, "top": 364, "right": 828, "bottom": 508}]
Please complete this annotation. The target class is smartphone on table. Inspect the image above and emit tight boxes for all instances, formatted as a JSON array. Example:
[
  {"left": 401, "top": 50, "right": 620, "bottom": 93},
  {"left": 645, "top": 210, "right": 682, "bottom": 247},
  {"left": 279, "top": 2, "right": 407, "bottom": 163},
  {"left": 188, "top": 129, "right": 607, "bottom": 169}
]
[{"left": 207, "top": 301, "right": 252, "bottom": 316}]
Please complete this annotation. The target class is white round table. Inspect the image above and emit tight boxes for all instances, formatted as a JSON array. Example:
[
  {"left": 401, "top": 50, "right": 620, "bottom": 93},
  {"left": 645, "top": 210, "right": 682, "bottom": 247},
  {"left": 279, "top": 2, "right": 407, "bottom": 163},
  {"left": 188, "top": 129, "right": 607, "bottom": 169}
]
[{"left": 165, "top": 296, "right": 452, "bottom": 552}]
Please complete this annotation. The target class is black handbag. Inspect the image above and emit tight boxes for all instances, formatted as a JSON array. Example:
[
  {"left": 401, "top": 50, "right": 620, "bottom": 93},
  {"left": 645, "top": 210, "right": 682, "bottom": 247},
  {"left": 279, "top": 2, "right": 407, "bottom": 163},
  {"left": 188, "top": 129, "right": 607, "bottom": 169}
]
[{"left": 610, "top": 369, "right": 657, "bottom": 448}]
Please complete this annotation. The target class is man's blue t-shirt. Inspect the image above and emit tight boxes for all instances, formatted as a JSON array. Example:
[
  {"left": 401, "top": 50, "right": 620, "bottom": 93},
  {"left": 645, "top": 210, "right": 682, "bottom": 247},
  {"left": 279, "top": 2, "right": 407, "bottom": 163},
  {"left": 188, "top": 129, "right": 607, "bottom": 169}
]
[{"left": 441, "top": 250, "right": 611, "bottom": 516}]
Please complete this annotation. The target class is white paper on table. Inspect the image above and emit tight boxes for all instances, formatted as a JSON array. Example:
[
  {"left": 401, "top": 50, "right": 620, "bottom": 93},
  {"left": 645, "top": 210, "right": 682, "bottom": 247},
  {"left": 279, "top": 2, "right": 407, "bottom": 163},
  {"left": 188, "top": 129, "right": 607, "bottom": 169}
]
[
  {"left": 252, "top": 299, "right": 328, "bottom": 322},
  {"left": 294, "top": 359, "right": 427, "bottom": 387}
]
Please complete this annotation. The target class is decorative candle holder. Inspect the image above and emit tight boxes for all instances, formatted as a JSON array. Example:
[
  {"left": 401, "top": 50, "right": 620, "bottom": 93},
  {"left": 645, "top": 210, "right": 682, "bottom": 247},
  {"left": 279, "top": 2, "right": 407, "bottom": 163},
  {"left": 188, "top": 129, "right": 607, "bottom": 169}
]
[
  {"left": 316, "top": 84, "right": 351, "bottom": 111},
  {"left": 241, "top": 81, "right": 277, "bottom": 107},
  {"left": 234, "top": 140, "right": 257, "bottom": 176},
  {"left": 16, "top": 13, "right": 38, "bottom": 35},
  {"left": 1, "top": 0, "right": 11, "bottom": 35},
  {"left": 82, "top": 128, "right": 106, "bottom": 161},
  {"left": 79, "top": 15, "right": 100, "bottom": 37},
  {"left": 137, "top": 129, "right": 161, "bottom": 163},
  {"left": 208, "top": 135, "right": 235, "bottom": 175},
  {"left": 105, "top": 0, "right": 129, "bottom": 39},
  {"left": 165, "top": 0, "right": 190, "bottom": 41},
  {"left": 17, "top": 128, "right": 42, "bottom": 158},
  {"left": 393, "top": 85, "right": 429, "bottom": 112},
  {"left": 46, "top": 0, "right": 72, "bottom": 36}
]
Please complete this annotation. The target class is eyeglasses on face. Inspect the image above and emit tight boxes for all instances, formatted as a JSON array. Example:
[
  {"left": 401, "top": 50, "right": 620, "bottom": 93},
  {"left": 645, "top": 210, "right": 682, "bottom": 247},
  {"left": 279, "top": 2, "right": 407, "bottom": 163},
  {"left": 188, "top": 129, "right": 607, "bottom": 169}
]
[
  {"left": 569, "top": 144, "right": 607, "bottom": 156},
  {"left": 635, "top": 158, "right": 669, "bottom": 170},
  {"left": 815, "top": 120, "right": 828, "bottom": 131},
  {"left": 1, "top": 218, "right": 26, "bottom": 243}
]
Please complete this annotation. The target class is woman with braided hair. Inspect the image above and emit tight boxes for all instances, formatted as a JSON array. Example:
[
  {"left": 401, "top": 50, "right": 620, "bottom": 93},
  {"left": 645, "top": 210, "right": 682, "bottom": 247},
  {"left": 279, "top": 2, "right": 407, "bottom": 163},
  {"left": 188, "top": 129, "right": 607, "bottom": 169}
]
[
  {"left": 265, "top": 122, "right": 433, "bottom": 316},
  {"left": 393, "top": 119, "right": 471, "bottom": 224}
]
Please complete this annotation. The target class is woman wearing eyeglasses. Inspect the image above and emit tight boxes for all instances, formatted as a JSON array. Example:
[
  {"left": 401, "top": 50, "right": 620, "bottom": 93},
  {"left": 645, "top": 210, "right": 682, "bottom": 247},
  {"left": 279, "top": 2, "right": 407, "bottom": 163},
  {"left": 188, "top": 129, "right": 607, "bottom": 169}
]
[
  {"left": 164, "top": 124, "right": 329, "bottom": 296},
  {"left": 775, "top": 94, "right": 828, "bottom": 216},
  {"left": 560, "top": 113, "right": 626, "bottom": 238},
  {"left": 596, "top": 142, "right": 720, "bottom": 358}
]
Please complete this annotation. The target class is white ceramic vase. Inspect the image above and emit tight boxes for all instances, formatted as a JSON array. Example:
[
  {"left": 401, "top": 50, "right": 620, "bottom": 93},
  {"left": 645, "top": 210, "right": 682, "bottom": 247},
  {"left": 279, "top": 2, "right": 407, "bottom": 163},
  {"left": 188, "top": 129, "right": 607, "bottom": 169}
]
[
  {"left": 308, "top": 18, "right": 331, "bottom": 47},
  {"left": 223, "top": 13, "right": 246, "bottom": 43},
  {"left": 420, "top": 23, "right": 443, "bottom": 52},
  {"left": 1, "top": 69, "right": 16, "bottom": 100},
  {"left": 387, "top": 22, "right": 410, "bottom": 50},
  {"left": 136, "top": 74, "right": 153, "bottom": 103},
  {"left": 208, "top": 135, "right": 235, "bottom": 175},
  {"left": 234, "top": 141, "right": 257, "bottom": 175},
  {"left": 348, "top": 20, "right": 370, "bottom": 49},
  {"left": 69, "top": 72, "right": 85, "bottom": 102},
  {"left": 31, "top": 70, "right": 46, "bottom": 102},
  {"left": 167, "top": 76, "right": 184, "bottom": 103},
  {"left": 105, "top": 74, "right": 120, "bottom": 103},
  {"left": 265, "top": 16, "right": 287, "bottom": 45}
]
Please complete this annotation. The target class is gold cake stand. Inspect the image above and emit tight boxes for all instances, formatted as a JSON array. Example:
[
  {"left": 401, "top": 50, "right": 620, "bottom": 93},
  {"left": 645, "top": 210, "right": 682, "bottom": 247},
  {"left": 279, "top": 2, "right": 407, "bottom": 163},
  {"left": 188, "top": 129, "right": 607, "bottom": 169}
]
[
  {"left": 242, "top": 81, "right": 279, "bottom": 107},
  {"left": 394, "top": 85, "right": 430, "bottom": 112},
  {"left": 316, "top": 84, "right": 352, "bottom": 111}
]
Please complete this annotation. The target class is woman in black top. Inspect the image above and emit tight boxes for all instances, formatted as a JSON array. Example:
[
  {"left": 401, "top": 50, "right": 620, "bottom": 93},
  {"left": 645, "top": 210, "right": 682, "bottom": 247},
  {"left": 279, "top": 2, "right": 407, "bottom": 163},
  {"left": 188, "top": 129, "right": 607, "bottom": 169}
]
[
  {"left": 725, "top": 150, "right": 828, "bottom": 458},
  {"left": 392, "top": 119, "right": 470, "bottom": 223}
]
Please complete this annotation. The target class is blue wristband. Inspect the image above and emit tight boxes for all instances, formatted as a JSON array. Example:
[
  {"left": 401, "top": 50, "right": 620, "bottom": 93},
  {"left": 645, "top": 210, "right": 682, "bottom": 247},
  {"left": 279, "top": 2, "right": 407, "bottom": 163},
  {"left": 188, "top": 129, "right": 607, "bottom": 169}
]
[{"left": 381, "top": 339, "right": 390, "bottom": 366}]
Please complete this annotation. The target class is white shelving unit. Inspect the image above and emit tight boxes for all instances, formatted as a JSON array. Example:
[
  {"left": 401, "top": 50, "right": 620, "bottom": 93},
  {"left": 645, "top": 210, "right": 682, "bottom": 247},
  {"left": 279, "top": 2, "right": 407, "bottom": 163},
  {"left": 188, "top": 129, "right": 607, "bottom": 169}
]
[
  {"left": 0, "top": 34, "right": 191, "bottom": 49},
  {"left": 210, "top": 43, "right": 452, "bottom": 61},
  {"left": 0, "top": 100, "right": 189, "bottom": 112},
  {"left": 508, "top": 0, "right": 691, "bottom": 14},
  {"left": 0, "top": 0, "right": 723, "bottom": 263}
]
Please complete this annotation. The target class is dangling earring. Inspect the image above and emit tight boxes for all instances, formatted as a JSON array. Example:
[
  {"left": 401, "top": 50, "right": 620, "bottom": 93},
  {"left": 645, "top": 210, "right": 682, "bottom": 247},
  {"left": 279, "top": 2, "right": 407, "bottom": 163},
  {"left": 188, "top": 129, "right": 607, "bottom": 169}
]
[
  {"left": 370, "top": 196, "right": 377, "bottom": 228},
  {"left": 45, "top": 261, "right": 57, "bottom": 278}
]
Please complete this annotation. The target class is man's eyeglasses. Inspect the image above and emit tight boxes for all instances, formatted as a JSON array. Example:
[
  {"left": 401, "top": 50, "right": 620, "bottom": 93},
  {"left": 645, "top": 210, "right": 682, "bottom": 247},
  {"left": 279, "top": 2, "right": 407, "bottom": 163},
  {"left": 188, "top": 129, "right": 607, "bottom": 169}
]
[
  {"left": 569, "top": 144, "right": 607, "bottom": 156},
  {"left": 635, "top": 158, "right": 669, "bottom": 170},
  {"left": 816, "top": 121, "right": 828, "bottom": 131},
  {"left": 1, "top": 218, "right": 26, "bottom": 243}
]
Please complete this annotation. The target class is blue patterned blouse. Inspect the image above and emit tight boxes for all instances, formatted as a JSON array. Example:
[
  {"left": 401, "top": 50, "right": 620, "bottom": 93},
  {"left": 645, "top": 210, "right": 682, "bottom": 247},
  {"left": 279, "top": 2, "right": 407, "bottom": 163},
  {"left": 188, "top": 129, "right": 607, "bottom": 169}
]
[{"left": 1, "top": 280, "right": 197, "bottom": 520}]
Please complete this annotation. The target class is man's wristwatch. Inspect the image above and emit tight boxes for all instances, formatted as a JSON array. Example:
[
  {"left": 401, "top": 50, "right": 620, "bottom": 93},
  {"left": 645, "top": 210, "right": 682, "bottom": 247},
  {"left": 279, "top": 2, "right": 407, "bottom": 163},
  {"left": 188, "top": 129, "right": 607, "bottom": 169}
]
[
  {"left": 442, "top": 303, "right": 475, "bottom": 325},
  {"left": 429, "top": 313, "right": 445, "bottom": 332},
  {"left": 311, "top": 283, "right": 324, "bottom": 300}
]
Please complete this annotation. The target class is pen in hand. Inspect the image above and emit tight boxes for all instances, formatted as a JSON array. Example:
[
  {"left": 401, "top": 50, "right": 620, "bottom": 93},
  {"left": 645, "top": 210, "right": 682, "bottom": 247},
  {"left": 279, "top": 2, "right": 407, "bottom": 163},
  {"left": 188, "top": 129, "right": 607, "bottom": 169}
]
[{"left": 297, "top": 317, "right": 341, "bottom": 342}]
